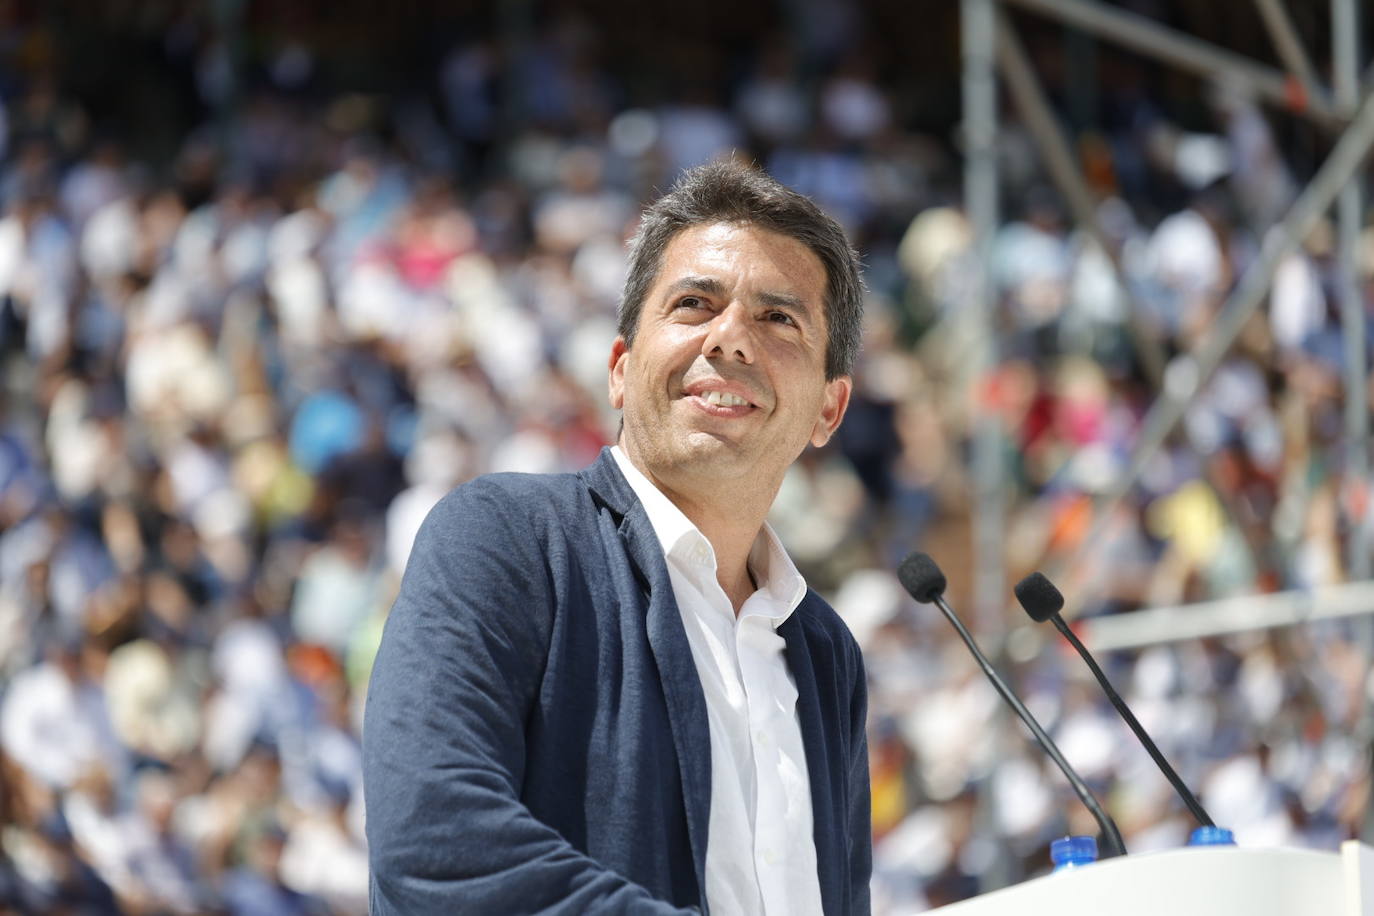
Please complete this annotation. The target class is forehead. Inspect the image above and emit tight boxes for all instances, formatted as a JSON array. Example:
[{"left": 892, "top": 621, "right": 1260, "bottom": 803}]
[{"left": 652, "top": 222, "right": 828, "bottom": 303}]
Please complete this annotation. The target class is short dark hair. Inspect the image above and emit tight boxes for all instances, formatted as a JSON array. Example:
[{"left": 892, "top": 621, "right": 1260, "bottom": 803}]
[{"left": 618, "top": 159, "right": 863, "bottom": 379}]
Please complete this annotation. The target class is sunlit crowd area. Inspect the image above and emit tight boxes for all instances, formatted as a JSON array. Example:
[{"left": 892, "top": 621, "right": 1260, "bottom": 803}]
[{"left": 0, "top": 4, "right": 1370, "bottom": 914}]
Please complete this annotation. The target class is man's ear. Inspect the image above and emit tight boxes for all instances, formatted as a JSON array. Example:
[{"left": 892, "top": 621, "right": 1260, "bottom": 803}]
[
  {"left": 809, "top": 375, "right": 853, "bottom": 448},
  {"left": 608, "top": 336, "right": 629, "bottom": 409}
]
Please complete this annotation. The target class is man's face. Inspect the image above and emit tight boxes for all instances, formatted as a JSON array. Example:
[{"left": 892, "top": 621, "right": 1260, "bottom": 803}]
[{"left": 609, "top": 221, "right": 851, "bottom": 495}]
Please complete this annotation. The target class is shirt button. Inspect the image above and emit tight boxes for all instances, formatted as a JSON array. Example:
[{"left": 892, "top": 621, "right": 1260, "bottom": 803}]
[
  {"left": 763, "top": 847, "right": 780, "bottom": 866},
  {"left": 755, "top": 729, "right": 771, "bottom": 747}
]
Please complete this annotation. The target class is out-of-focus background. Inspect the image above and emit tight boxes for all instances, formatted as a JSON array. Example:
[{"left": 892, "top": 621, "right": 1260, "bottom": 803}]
[{"left": 1, "top": 0, "right": 1372, "bottom": 912}]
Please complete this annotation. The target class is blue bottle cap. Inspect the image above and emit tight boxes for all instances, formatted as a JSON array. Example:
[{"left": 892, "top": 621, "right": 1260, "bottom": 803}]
[
  {"left": 1188, "top": 826, "right": 1236, "bottom": 846},
  {"left": 1050, "top": 835, "right": 1098, "bottom": 870}
]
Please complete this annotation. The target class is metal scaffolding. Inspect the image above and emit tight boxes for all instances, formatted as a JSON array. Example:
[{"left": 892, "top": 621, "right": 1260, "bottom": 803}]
[
  {"left": 961, "top": 0, "right": 1374, "bottom": 879},
  {"left": 962, "top": 0, "right": 1373, "bottom": 620}
]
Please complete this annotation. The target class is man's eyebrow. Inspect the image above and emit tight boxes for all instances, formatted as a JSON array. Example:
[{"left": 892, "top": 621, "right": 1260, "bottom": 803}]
[
  {"left": 663, "top": 276, "right": 726, "bottom": 299},
  {"left": 756, "top": 290, "right": 810, "bottom": 316}
]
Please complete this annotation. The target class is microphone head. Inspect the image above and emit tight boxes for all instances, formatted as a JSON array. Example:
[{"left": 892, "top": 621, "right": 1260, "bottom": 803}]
[
  {"left": 897, "top": 552, "right": 947, "bottom": 603},
  {"left": 1014, "top": 572, "right": 1064, "bottom": 623}
]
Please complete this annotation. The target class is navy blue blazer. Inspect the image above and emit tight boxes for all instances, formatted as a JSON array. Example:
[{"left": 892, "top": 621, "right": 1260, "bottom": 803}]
[{"left": 363, "top": 448, "right": 871, "bottom": 914}]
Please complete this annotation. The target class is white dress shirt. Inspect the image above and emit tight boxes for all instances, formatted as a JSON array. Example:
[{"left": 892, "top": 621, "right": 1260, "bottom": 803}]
[{"left": 611, "top": 446, "right": 823, "bottom": 916}]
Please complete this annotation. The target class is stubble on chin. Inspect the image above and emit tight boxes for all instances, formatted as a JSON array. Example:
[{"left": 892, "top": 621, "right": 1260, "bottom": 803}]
[{"left": 626, "top": 417, "right": 751, "bottom": 484}]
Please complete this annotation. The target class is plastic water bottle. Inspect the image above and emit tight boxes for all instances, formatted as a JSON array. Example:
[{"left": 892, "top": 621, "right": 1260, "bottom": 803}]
[
  {"left": 1188, "top": 826, "right": 1236, "bottom": 846},
  {"left": 1050, "top": 835, "right": 1098, "bottom": 872}
]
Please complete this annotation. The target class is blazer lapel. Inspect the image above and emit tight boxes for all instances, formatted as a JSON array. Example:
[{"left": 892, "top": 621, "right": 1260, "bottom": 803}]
[
  {"left": 779, "top": 611, "right": 845, "bottom": 916},
  {"left": 580, "top": 449, "right": 714, "bottom": 904}
]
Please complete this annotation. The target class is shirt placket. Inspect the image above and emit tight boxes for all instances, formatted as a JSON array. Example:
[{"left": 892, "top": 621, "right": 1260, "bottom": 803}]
[
  {"left": 736, "top": 611, "right": 790, "bottom": 914},
  {"left": 686, "top": 539, "right": 769, "bottom": 914}
]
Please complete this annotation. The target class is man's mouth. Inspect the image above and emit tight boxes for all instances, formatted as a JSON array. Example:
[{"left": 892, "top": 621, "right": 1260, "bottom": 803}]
[{"left": 699, "top": 390, "right": 751, "bottom": 408}]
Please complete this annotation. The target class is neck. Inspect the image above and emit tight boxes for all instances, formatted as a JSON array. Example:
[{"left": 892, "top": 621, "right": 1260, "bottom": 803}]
[
  {"left": 677, "top": 490, "right": 764, "bottom": 613},
  {"left": 623, "top": 449, "right": 777, "bottom": 614}
]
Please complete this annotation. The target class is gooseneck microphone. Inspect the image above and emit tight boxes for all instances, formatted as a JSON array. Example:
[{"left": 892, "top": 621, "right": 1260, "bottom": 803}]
[
  {"left": 1014, "top": 571, "right": 1215, "bottom": 829},
  {"left": 897, "top": 552, "right": 1127, "bottom": 858}
]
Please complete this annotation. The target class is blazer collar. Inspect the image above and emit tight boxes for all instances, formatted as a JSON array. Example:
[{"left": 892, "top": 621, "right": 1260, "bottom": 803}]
[
  {"left": 579, "top": 447, "right": 714, "bottom": 906},
  {"left": 779, "top": 609, "right": 846, "bottom": 916},
  {"left": 579, "top": 446, "right": 641, "bottom": 522}
]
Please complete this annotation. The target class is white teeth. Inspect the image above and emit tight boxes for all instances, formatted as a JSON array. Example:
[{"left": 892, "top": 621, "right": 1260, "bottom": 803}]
[{"left": 702, "top": 390, "right": 748, "bottom": 407}]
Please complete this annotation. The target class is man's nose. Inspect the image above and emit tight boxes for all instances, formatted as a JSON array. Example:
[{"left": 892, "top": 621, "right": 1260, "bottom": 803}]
[{"left": 701, "top": 302, "right": 754, "bottom": 363}]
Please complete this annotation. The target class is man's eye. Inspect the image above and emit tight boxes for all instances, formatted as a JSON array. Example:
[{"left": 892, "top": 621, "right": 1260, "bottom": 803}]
[
  {"left": 767, "top": 311, "right": 796, "bottom": 325},
  {"left": 678, "top": 296, "right": 704, "bottom": 309}
]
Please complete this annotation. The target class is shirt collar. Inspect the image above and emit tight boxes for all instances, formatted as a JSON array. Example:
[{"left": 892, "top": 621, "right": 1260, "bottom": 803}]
[
  {"left": 610, "top": 445, "right": 699, "bottom": 558},
  {"left": 610, "top": 446, "right": 808, "bottom": 623}
]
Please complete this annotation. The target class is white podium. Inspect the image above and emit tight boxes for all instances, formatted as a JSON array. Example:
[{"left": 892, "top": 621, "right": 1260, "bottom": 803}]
[{"left": 931, "top": 841, "right": 1374, "bottom": 916}]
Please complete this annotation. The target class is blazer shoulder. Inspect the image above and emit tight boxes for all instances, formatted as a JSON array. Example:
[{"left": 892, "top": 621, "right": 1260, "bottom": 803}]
[
  {"left": 428, "top": 470, "right": 590, "bottom": 525},
  {"left": 795, "top": 588, "right": 858, "bottom": 640},
  {"left": 795, "top": 589, "right": 865, "bottom": 671},
  {"left": 412, "top": 471, "right": 602, "bottom": 568}
]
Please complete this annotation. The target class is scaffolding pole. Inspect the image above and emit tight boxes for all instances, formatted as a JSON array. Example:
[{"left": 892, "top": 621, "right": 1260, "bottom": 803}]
[
  {"left": 1328, "top": 0, "right": 1374, "bottom": 846},
  {"left": 1333, "top": 0, "right": 1370, "bottom": 584},
  {"left": 1082, "top": 581, "right": 1374, "bottom": 651},
  {"left": 963, "top": 0, "right": 1004, "bottom": 641},
  {"left": 963, "top": 0, "right": 1016, "bottom": 892}
]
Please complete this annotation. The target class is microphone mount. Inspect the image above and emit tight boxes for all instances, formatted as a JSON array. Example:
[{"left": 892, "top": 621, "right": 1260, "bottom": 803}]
[{"left": 898, "top": 553, "right": 1127, "bottom": 859}]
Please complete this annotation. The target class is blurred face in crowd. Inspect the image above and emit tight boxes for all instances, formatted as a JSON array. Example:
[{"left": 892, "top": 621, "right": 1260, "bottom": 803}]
[{"left": 609, "top": 221, "right": 851, "bottom": 501}]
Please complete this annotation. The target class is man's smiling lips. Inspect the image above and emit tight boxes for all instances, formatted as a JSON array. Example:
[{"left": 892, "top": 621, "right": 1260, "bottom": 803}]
[{"left": 681, "top": 379, "right": 762, "bottom": 417}]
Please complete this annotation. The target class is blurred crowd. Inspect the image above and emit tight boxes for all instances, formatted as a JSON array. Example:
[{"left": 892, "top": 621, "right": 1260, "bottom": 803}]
[{"left": 0, "top": 5, "right": 1371, "bottom": 915}]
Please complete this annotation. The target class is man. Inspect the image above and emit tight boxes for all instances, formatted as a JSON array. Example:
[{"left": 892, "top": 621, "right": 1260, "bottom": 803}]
[{"left": 364, "top": 160, "right": 870, "bottom": 914}]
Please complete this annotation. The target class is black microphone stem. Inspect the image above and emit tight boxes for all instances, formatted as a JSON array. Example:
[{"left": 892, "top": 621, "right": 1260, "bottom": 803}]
[
  {"left": 1050, "top": 615, "right": 1215, "bottom": 828},
  {"left": 931, "top": 594, "right": 1128, "bottom": 858}
]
